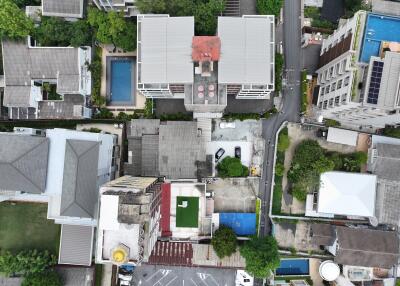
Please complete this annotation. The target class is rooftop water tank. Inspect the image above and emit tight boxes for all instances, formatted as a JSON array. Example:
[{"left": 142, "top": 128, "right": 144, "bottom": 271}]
[{"left": 319, "top": 260, "right": 340, "bottom": 281}]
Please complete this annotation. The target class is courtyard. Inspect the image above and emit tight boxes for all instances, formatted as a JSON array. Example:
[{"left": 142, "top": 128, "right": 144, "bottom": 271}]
[{"left": 0, "top": 202, "right": 60, "bottom": 254}]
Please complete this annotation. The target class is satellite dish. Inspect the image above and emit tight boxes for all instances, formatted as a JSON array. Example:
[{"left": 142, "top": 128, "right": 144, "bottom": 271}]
[{"left": 319, "top": 260, "right": 340, "bottom": 281}]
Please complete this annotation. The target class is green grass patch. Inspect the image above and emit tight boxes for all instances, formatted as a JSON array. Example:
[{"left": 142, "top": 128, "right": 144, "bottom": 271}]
[
  {"left": 272, "top": 183, "right": 283, "bottom": 215},
  {"left": 0, "top": 202, "right": 61, "bottom": 254},
  {"left": 255, "top": 198, "right": 261, "bottom": 234},
  {"left": 301, "top": 70, "right": 308, "bottom": 114},
  {"left": 95, "top": 264, "right": 103, "bottom": 286},
  {"left": 176, "top": 196, "right": 199, "bottom": 228}
]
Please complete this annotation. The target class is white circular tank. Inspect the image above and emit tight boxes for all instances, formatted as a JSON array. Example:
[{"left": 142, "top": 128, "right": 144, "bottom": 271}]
[{"left": 319, "top": 260, "right": 340, "bottom": 281}]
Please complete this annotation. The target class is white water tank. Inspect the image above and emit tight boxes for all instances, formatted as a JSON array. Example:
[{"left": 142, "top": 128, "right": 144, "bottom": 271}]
[{"left": 319, "top": 260, "right": 340, "bottom": 281}]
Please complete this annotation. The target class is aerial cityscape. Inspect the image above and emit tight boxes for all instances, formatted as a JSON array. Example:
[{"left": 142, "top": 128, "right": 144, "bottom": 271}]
[{"left": 1, "top": 0, "right": 400, "bottom": 285}]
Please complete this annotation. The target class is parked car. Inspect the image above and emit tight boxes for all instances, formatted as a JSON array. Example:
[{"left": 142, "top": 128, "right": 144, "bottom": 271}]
[
  {"left": 235, "top": 146, "right": 241, "bottom": 159},
  {"left": 215, "top": 148, "right": 225, "bottom": 162},
  {"left": 219, "top": 121, "right": 236, "bottom": 129}
]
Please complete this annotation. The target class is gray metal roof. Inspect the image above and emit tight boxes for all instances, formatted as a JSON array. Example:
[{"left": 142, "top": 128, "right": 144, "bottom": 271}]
[
  {"left": 336, "top": 226, "right": 399, "bottom": 268},
  {"left": 0, "top": 134, "right": 49, "bottom": 194},
  {"left": 58, "top": 224, "right": 93, "bottom": 266},
  {"left": 60, "top": 139, "right": 100, "bottom": 218},
  {"left": 141, "top": 134, "right": 159, "bottom": 176},
  {"left": 128, "top": 119, "right": 160, "bottom": 137},
  {"left": 139, "top": 15, "right": 194, "bottom": 84},
  {"left": 159, "top": 121, "right": 206, "bottom": 179},
  {"left": 42, "top": 0, "right": 84, "bottom": 18},
  {"left": 310, "top": 223, "right": 336, "bottom": 246},
  {"left": 372, "top": 0, "right": 400, "bottom": 16},
  {"left": 218, "top": 16, "right": 274, "bottom": 84},
  {"left": 2, "top": 41, "right": 80, "bottom": 107},
  {"left": 371, "top": 143, "right": 400, "bottom": 181},
  {"left": 375, "top": 179, "right": 400, "bottom": 226}
]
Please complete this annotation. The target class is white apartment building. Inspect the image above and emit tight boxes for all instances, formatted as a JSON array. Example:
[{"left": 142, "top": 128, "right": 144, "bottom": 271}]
[
  {"left": 92, "top": 0, "right": 138, "bottom": 17},
  {"left": 315, "top": 11, "right": 400, "bottom": 128}
]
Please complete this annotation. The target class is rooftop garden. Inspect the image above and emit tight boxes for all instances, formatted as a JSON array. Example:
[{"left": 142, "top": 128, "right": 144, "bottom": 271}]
[
  {"left": 176, "top": 196, "right": 199, "bottom": 228},
  {"left": 217, "top": 156, "right": 249, "bottom": 178}
]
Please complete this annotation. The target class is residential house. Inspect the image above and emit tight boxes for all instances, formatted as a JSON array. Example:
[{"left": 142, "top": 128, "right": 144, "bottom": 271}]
[
  {"left": 124, "top": 119, "right": 212, "bottom": 179},
  {"left": 0, "top": 128, "right": 117, "bottom": 266},
  {"left": 137, "top": 14, "right": 275, "bottom": 118},
  {"left": 1, "top": 40, "right": 91, "bottom": 119},
  {"left": 311, "top": 225, "right": 399, "bottom": 269},
  {"left": 42, "top": 0, "right": 84, "bottom": 18},
  {"left": 314, "top": 11, "right": 400, "bottom": 128},
  {"left": 369, "top": 135, "right": 400, "bottom": 227},
  {"left": 305, "top": 171, "right": 377, "bottom": 221},
  {"left": 96, "top": 176, "right": 162, "bottom": 266}
]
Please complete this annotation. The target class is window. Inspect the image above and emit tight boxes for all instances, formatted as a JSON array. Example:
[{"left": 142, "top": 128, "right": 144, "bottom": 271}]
[
  {"left": 324, "top": 70, "right": 328, "bottom": 80},
  {"left": 331, "top": 82, "right": 337, "bottom": 91},
  {"left": 326, "top": 85, "right": 330, "bottom": 94},
  {"left": 337, "top": 79, "right": 343, "bottom": 89},
  {"left": 323, "top": 101, "right": 328, "bottom": 109},
  {"left": 341, "top": 59, "right": 347, "bottom": 72},
  {"left": 344, "top": 76, "right": 350, "bottom": 86},
  {"left": 342, "top": 94, "right": 347, "bottom": 102},
  {"left": 320, "top": 88, "right": 325, "bottom": 96},
  {"left": 335, "top": 63, "right": 340, "bottom": 75},
  {"left": 329, "top": 98, "right": 334, "bottom": 106},
  {"left": 329, "top": 66, "right": 334, "bottom": 78},
  {"left": 318, "top": 102, "right": 323, "bottom": 108},
  {"left": 335, "top": 96, "right": 340, "bottom": 105}
]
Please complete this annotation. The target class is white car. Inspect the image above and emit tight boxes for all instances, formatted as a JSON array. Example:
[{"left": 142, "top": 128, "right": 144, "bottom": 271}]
[{"left": 219, "top": 121, "right": 236, "bottom": 129}]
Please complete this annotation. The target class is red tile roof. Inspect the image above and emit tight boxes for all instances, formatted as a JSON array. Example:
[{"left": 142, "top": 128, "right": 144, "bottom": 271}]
[
  {"left": 160, "top": 183, "right": 171, "bottom": 237},
  {"left": 148, "top": 241, "right": 193, "bottom": 266},
  {"left": 192, "top": 36, "right": 221, "bottom": 62}
]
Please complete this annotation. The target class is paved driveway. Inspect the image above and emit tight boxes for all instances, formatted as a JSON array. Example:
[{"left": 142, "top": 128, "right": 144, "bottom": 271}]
[{"left": 133, "top": 265, "right": 235, "bottom": 286}]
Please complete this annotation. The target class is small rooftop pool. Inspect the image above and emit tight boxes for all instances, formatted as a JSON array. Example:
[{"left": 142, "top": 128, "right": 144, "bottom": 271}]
[
  {"left": 360, "top": 13, "right": 400, "bottom": 63},
  {"left": 108, "top": 57, "right": 135, "bottom": 105},
  {"left": 276, "top": 258, "right": 310, "bottom": 276}
]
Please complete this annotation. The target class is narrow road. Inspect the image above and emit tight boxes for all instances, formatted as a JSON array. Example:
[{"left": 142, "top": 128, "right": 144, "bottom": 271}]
[{"left": 258, "top": 0, "right": 302, "bottom": 237}]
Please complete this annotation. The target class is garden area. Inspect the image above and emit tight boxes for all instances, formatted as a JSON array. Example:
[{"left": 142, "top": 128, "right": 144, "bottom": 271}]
[
  {"left": 272, "top": 123, "right": 368, "bottom": 215},
  {"left": 304, "top": 6, "right": 336, "bottom": 30},
  {"left": 217, "top": 156, "right": 249, "bottom": 178}
]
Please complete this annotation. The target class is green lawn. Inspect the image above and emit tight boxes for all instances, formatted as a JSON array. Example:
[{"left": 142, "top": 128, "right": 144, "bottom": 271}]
[
  {"left": 0, "top": 202, "right": 61, "bottom": 254},
  {"left": 176, "top": 196, "right": 199, "bottom": 228}
]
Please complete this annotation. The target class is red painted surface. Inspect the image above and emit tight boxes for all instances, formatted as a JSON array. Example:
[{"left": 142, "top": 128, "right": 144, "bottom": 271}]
[
  {"left": 160, "top": 183, "right": 172, "bottom": 237},
  {"left": 192, "top": 36, "right": 221, "bottom": 61},
  {"left": 148, "top": 241, "right": 193, "bottom": 266}
]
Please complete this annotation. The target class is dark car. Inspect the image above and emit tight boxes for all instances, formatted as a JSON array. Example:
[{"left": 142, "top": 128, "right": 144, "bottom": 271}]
[
  {"left": 235, "top": 146, "right": 241, "bottom": 159},
  {"left": 215, "top": 148, "right": 225, "bottom": 162}
]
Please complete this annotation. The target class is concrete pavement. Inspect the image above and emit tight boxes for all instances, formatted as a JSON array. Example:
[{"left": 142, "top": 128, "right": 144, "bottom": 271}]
[{"left": 258, "top": 0, "right": 302, "bottom": 237}]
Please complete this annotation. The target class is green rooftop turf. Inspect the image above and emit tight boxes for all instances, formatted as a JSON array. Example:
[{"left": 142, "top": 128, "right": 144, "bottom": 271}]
[
  {"left": 176, "top": 196, "right": 199, "bottom": 228},
  {"left": 0, "top": 202, "right": 61, "bottom": 254}
]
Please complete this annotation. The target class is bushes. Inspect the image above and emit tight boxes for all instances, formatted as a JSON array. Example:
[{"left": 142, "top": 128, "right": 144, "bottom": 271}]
[
  {"left": 0, "top": 0, "right": 34, "bottom": 40},
  {"left": 383, "top": 126, "right": 400, "bottom": 139},
  {"left": 275, "top": 53, "right": 284, "bottom": 93},
  {"left": 144, "top": 98, "right": 154, "bottom": 119},
  {"left": 324, "top": 119, "right": 340, "bottom": 127},
  {"left": 256, "top": 0, "right": 283, "bottom": 16},
  {"left": 159, "top": 112, "right": 192, "bottom": 121},
  {"left": 211, "top": 226, "right": 237, "bottom": 258},
  {"left": 240, "top": 236, "right": 280, "bottom": 278},
  {"left": 217, "top": 156, "right": 249, "bottom": 177},
  {"left": 277, "top": 127, "right": 290, "bottom": 152},
  {"left": 223, "top": 113, "right": 261, "bottom": 121},
  {"left": 300, "top": 70, "right": 308, "bottom": 114},
  {"left": 93, "top": 108, "right": 113, "bottom": 119},
  {"left": 0, "top": 250, "right": 57, "bottom": 276},
  {"left": 89, "top": 47, "right": 105, "bottom": 107},
  {"left": 311, "top": 18, "right": 336, "bottom": 30},
  {"left": 22, "top": 271, "right": 62, "bottom": 286},
  {"left": 304, "top": 6, "right": 319, "bottom": 18}
]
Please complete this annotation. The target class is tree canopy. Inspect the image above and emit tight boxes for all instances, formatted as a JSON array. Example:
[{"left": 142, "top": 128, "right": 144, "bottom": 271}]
[
  {"left": 240, "top": 236, "right": 280, "bottom": 278},
  {"left": 217, "top": 156, "right": 249, "bottom": 177},
  {"left": 135, "top": 0, "right": 225, "bottom": 35},
  {"left": 22, "top": 271, "right": 62, "bottom": 286},
  {"left": 88, "top": 7, "right": 136, "bottom": 51},
  {"left": 0, "top": 0, "right": 34, "bottom": 40},
  {"left": 256, "top": 0, "right": 283, "bottom": 17},
  {"left": 211, "top": 226, "right": 237, "bottom": 258}
]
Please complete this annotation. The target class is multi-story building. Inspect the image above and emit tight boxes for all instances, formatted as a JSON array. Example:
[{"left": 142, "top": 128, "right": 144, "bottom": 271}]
[
  {"left": 315, "top": 11, "right": 400, "bottom": 128},
  {"left": 92, "top": 0, "right": 138, "bottom": 17},
  {"left": 96, "top": 176, "right": 162, "bottom": 266},
  {"left": 137, "top": 14, "right": 275, "bottom": 118},
  {"left": 1, "top": 40, "right": 92, "bottom": 119}
]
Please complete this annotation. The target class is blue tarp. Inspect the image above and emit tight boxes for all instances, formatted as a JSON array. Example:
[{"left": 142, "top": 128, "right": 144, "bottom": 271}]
[{"left": 219, "top": 213, "right": 256, "bottom": 236}]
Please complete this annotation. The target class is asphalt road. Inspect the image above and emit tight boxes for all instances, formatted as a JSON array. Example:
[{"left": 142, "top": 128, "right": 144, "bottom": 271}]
[{"left": 258, "top": 0, "right": 302, "bottom": 237}]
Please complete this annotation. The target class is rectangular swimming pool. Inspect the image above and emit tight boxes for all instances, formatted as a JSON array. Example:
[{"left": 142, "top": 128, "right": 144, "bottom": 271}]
[
  {"left": 360, "top": 13, "right": 400, "bottom": 63},
  {"left": 276, "top": 259, "right": 310, "bottom": 276},
  {"left": 109, "top": 58, "right": 134, "bottom": 105}
]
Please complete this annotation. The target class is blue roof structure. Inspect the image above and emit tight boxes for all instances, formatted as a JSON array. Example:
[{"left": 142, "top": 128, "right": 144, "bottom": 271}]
[{"left": 219, "top": 213, "right": 256, "bottom": 236}]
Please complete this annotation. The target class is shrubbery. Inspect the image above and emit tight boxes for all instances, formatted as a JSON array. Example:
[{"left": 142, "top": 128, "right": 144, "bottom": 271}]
[
  {"left": 217, "top": 156, "right": 249, "bottom": 177},
  {"left": 211, "top": 226, "right": 237, "bottom": 258},
  {"left": 256, "top": 0, "right": 283, "bottom": 16},
  {"left": 22, "top": 271, "right": 62, "bottom": 286}
]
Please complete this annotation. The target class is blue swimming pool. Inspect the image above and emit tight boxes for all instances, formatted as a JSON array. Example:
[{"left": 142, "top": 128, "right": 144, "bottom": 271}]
[
  {"left": 276, "top": 259, "right": 310, "bottom": 276},
  {"left": 110, "top": 59, "right": 134, "bottom": 104},
  {"left": 360, "top": 13, "right": 400, "bottom": 63}
]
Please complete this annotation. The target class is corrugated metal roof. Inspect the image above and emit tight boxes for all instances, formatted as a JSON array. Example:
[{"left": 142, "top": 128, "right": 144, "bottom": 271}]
[
  {"left": 42, "top": 0, "right": 84, "bottom": 18},
  {"left": 218, "top": 16, "right": 274, "bottom": 84},
  {"left": 140, "top": 16, "right": 194, "bottom": 84},
  {"left": 59, "top": 224, "right": 94, "bottom": 266}
]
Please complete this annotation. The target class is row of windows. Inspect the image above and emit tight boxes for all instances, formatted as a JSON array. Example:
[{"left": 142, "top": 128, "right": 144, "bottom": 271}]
[
  {"left": 319, "top": 59, "right": 348, "bottom": 83},
  {"left": 322, "top": 29, "right": 352, "bottom": 54},
  {"left": 318, "top": 94, "right": 348, "bottom": 109},
  {"left": 320, "top": 76, "right": 350, "bottom": 96}
]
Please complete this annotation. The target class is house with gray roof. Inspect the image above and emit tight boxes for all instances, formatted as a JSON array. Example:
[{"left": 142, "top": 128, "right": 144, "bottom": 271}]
[
  {"left": 42, "top": 0, "right": 84, "bottom": 18},
  {"left": 1, "top": 40, "right": 91, "bottom": 119},
  {"left": 369, "top": 140, "right": 400, "bottom": 227},
  {"left": 124, "top": 119, "right": 212, "bottom": 179}
]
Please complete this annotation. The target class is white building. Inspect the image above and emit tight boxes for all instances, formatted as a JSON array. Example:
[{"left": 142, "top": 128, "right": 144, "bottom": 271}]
[
  {"left": 315, "top": 11, "right": 400, "bottom": 128},
  {"left": 96, "top": 176, "right": 162, "bottom": 266},
  {"left": 92, "top": 0, "right": 138, "bottom": 17},
  {"left": 137, "top": 14, "right": 275, "bottom": 118}
]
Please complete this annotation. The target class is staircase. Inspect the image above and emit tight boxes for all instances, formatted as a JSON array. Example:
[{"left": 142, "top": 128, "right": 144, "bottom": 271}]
[{"left": 223, "top": 0, "right": 240, "bottom": 17}]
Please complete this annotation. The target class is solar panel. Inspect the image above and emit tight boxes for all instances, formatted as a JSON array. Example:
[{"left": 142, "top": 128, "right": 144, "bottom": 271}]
[{"left": 367, "top": 60, "right": 384, "bottom": 104}]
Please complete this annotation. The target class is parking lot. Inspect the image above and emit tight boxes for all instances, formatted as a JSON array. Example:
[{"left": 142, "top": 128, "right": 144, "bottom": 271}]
[
  {"left": 132, "top": 265, "right": 235, "bottom": 286},
  {"left": 207, "top": 141, "right": 252, "bottom": 167}
]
